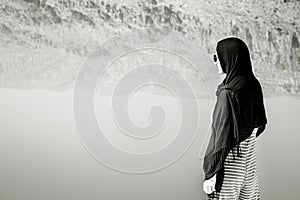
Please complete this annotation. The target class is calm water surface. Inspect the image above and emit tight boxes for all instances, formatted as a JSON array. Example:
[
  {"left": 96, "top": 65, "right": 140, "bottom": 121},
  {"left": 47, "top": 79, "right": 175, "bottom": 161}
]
[{"left": 0, "top": 88, "right": 299, "bottom": 200}]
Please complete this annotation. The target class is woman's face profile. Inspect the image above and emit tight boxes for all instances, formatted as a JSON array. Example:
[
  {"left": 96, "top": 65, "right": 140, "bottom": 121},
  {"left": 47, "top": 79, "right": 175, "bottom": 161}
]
[{"left": 213, "top": 53, "right": 225, "bottom": 75}]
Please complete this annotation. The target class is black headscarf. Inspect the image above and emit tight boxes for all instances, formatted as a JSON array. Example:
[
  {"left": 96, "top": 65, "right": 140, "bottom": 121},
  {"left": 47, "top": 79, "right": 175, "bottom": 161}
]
[{"left": 203, "top": 37, "right": 267, "bottom": 194}]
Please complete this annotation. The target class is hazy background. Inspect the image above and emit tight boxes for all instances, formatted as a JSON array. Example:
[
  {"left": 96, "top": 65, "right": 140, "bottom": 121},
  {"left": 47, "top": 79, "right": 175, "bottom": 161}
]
[
  {"left": 1, "top": 0, "right": 300, "bottom": 199},
  {"left": 1, "top": 89, "right": 300, "bottom": 200}
]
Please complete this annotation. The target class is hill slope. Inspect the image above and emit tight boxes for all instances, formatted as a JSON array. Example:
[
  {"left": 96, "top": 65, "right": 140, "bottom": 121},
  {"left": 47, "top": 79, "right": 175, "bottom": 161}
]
[{"left": 0, "top": 0, "right": 299, "bottom": 97}]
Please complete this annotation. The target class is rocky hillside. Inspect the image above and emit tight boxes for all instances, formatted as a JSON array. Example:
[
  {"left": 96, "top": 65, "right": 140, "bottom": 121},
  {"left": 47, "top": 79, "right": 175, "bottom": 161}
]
[{"left": 0, "top": 0, "right": 299, "bottom": 97}]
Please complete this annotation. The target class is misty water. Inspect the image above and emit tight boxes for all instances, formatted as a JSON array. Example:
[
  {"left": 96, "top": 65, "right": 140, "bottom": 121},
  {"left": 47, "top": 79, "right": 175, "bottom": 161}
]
[{"left": 0, "top": 88, "right": 299, "bottom": 200}]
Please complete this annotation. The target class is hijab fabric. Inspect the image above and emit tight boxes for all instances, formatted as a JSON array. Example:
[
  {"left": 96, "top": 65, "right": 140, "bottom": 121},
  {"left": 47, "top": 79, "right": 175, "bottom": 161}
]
[{"left": 203, "top": 37, "right": 267, "bottom": 194}]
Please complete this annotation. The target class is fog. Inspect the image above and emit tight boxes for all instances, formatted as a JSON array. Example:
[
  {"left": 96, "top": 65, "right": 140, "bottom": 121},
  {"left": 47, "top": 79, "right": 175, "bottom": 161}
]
[{"left": 0, "top": 88, "right": 299, "bottom": 200}]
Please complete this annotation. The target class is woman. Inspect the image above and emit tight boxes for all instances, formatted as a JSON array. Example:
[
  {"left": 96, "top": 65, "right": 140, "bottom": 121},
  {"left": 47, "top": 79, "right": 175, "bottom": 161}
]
[{"left": 202, "top": 37, "right": 267, "bottom": 199}]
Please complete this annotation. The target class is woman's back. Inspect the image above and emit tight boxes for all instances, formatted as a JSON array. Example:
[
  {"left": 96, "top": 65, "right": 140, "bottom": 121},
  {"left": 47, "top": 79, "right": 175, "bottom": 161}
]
[{"left": 203, "top": 37, "right": 267, "bottom": 199}]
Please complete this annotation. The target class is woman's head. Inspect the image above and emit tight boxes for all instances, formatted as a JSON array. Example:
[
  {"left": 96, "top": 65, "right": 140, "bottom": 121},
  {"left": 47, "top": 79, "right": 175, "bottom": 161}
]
[{"left": 215, "top": 37, "right": 253, "bottom": 84}]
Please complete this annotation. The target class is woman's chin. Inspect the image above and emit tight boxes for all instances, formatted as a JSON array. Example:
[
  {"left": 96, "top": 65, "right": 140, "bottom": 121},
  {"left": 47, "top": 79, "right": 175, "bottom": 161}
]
[{"left": 219, "top": 73, "right": 226, "bottom": 80}]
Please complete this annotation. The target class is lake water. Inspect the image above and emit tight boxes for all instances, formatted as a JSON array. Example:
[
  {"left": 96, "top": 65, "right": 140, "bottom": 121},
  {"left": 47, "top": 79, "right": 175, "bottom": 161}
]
[{"left": 0, "top": 88, "right": 299, "bottom": 200}]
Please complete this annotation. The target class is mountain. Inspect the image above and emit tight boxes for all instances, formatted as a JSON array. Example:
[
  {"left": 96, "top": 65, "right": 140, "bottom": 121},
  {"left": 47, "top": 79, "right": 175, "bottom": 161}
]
[{"left": 0, "top": 0, "right": 299, "bottom": 97}]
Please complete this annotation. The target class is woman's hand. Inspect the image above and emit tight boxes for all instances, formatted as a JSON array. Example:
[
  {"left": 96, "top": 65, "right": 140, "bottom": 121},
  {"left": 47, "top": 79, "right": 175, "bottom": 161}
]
[{"left": 203, "top": 174, "right": 216, "bottom": 194}]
